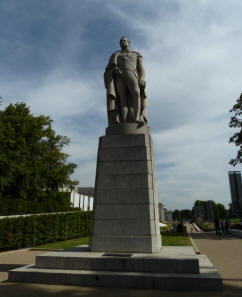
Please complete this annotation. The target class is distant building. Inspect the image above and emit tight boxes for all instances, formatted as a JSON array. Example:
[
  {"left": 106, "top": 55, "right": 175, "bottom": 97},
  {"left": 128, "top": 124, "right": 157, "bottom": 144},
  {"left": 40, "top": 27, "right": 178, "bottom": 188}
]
[
  {"left": 164, "top": 208, "right": 172, "bottom": 222},
  {"left": 70, "top": 187, "right": 94, "bottom": 211},
  {"left": 193, "top": 200, "right": 214, "bottom": 222},
  {"left": 193, "top": 205, "right": 206, "bottom": 221},
  {"left": 158, "top": 203, "right": 165, "bottom": 221},
  {"left": 228, "top": 171, "right": 242, "bottom": 216},
  {"left": 158, "top": 203, "right": 172, "bottom": 222}
]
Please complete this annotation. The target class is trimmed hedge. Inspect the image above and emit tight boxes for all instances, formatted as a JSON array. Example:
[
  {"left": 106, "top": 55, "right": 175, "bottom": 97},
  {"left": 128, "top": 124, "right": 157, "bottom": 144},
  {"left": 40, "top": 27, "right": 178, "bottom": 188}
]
[
  {"left": 0, "top": 211, "right": 92, "bottom": 250},
  {"left": 231, "top": 223, "right": 242, "bottom": 230},
  {"left": 176, "top": 223, "right": 187, "bottom": 233},
  {"left": 196, "top": 221, "right": 215, "bottom": 232},
  {"left": 0, "top": 192, "right": 72, "bottom": 216}
]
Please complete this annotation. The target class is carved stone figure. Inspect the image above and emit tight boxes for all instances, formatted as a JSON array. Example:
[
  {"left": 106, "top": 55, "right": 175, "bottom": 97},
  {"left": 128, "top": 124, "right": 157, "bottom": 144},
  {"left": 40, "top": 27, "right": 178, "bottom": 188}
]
[{"left": 104, "top": 36, "right": 148, "bottom": 125}]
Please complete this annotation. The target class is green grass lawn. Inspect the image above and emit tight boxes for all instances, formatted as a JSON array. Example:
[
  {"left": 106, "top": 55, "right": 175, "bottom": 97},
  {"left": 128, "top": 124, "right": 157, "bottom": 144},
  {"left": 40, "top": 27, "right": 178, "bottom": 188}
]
[
  {"left": 34, "top": 236, "right": 89, "bottom": 249},
  {"left": 34, "top": 232, "right": 191, "bottom": 249},
  {"left": 162, "top": 232, "right": 192, "bottom": 246}
]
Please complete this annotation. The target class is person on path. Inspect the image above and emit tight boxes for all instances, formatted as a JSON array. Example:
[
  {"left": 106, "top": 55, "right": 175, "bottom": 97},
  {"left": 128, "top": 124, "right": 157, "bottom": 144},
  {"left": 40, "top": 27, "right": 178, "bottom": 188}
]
[
  {"left": 214, "top": 218, "right": 220, "bottom": 235},
  {"left": 225, "top": 219, "right": 230, "bottom": 233},
  {"left": 221, "top": 219, "right": 225, "bottom": 233}
]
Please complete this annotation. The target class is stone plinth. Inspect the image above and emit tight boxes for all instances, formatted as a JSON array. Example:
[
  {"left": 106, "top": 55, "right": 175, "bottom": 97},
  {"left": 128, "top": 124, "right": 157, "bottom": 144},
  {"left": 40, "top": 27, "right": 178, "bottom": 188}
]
[
  {"left": 8, "top": 246, "right": 223, "bottom": 290},
  {"left": 89, "top": 123, "right": 161, "bottom": 253}
]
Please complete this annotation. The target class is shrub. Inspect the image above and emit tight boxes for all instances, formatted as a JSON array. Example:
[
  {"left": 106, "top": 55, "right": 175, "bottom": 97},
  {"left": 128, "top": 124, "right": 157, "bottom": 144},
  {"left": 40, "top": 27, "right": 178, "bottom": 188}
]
[
  {"left": 230, "top": 223, "right": 242, "bottom": 230},
  {"left": 0, "top": 211, "right": 92, "bottom": 251},
  {"left": 196, "top": 221, "right": 215, "bottom": 232},
  {"left": 176, "top": 223, "right": 186, "bottom": 233}
]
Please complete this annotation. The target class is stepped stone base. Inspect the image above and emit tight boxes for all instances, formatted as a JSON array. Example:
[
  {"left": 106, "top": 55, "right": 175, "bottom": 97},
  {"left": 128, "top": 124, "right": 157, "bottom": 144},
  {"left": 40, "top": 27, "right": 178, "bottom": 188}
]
[
  {"left": 89, "top": 124, "right": 161, "bottom": 253},
  {"left": 8, "top": 246, "right": 223, "bottom": 291}
]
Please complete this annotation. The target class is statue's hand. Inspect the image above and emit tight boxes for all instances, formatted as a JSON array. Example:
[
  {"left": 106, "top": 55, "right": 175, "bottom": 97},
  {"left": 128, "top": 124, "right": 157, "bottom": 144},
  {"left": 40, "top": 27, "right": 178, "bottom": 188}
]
[
  {"left": 140, "top": 79, "right": 146, "bottom": 89},
  {"left": 112, "top": 67, "right": 122, "bottom": 75}
]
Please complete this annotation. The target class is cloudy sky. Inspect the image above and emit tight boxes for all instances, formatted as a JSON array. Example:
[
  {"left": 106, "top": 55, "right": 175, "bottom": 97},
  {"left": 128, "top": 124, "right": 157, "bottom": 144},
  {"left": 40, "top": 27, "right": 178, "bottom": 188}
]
[{"left": 0, "top": 0, "right": 241, "bottom": 210}]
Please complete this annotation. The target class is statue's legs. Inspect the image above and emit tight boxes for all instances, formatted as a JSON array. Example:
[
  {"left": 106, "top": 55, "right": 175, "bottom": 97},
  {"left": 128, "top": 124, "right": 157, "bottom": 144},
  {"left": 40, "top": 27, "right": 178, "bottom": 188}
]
[
  {"left": 116, "top": 71, "right": 141, "bottom": 122},
  {"left": 115, "top": 76, "right": 128, "bottom": 122},
  {"left": 124, "top": 71, "right": 141, "bottom": 122}
]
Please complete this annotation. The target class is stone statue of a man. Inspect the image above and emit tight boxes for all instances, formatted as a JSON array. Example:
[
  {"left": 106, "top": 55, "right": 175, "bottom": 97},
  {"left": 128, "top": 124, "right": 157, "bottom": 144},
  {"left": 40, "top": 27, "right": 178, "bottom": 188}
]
[{"left": 104, "top": 36, "right": 148, "bottom": 125}]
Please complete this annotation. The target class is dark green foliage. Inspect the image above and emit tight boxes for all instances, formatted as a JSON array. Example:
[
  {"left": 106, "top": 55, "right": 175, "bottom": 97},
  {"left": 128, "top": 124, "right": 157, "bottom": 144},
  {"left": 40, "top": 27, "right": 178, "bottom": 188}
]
[
  {"left": 194, "top": 200, "right": 207, "bottom": 207},
  {"left": 229, "top": 94, "right": 242, "bottom": 166},
  {"left": 0, "top": 211, "right": 92, "bottom": 251},
  {"left": 176, "top": 223, "right": 186, "bottom": 233},
  {"left": 231, "top": 223, "right": 242, "bottom": 230},
  {"left": 196, "top": 221, "right": 215, "bottom": 232},
  {"left": 172, "top": 209, "right": 192, "bottom": 221},
  {"left": 193, "top": 200, "right": 228, "bottom": 220},
  {"left": 214, "top": 203, "right": 228, "bottom": 219},
  {"left": 0, "top": 102, "right": 78, "bottom": 215},
  {"left": 162, "top": 232, "right": 191, "bottom": 246}
]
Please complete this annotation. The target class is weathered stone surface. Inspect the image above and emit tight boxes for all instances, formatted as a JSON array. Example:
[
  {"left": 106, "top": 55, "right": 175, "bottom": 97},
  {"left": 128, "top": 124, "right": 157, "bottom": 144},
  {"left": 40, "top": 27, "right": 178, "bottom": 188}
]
[
  {"left": 93, "top": 204, "right": 155, "bottom": 220},
  {"left": 100, "top": 133, "right": 149, "bottom": 147},
  {"left": 98, "top": 160, "right": 152, "bottom": 175},
  {"left": 106, "top": 123, "right": 150, "bottom": 135},
  {"left": 94, "top": 188, "right": 154, "bottom": 204},
  {"left": 96, "top": 173, "right": 153, "bottom": 189},
  {"left": 8, "top": 247, "right": 223, "bottom": 290},
  {"left": 98, "top": 146, "right": 151, "bottom": 161},
  {"left": 34, "top": 247, "right": 199, "bottom": 274},
  {"left": 90, "top": 235, "right": 161, "bottom": 253},
  {"left": 105, "top": 37, "right": 147, "bottom": 125},
  {"left": 90, "top": 125, "right": 161, "bottom": 253},
  {"left": 90, "top": 219, "right": 157, "bottom": 236}
]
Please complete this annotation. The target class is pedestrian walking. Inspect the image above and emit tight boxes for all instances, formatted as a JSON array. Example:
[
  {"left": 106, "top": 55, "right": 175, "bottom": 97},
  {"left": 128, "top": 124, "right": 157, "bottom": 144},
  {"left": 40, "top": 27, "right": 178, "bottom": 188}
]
[
  {"left": 214, "top": 218, "right": 220, "bottom": 235},
  {"left": 221, "top": 219, "right": 225, "bottom": 233},
  {"left": 225, "top": 219, "right": 230, "bottom": 233}
]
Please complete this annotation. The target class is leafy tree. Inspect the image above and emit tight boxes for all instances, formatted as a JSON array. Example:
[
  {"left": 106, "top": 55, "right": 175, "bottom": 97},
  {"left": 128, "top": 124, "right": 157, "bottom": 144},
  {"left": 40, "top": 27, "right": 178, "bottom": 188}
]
[
  {"left": 193, "top": 200, "right": 229, "bottom": 220},
  {"left": 194, "top": 200, "right": 207, "bottom": 207},
  {"left": 180, "top": 209, "right": 192, "bottom": 220},
  {"left": 229, "top": 93, "right": 242, "bottom": 166},
  {"left": 0, "top": 102, "right": 78, "bottom": 214},
  {"left": 172, "top": 209, "right": 192, "bottom": 221},
  {"left": 172, "top": 209, "right": 181, "bottom": 221},
  {"left": 214, "top": 203, "right": 228, "bottom": 219}
]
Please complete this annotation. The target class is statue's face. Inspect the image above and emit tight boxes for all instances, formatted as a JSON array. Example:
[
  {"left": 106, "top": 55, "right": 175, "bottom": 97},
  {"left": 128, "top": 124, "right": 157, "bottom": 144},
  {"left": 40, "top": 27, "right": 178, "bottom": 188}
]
[{"left": 120, "top": 37, "right": 129, "bottom": 49}]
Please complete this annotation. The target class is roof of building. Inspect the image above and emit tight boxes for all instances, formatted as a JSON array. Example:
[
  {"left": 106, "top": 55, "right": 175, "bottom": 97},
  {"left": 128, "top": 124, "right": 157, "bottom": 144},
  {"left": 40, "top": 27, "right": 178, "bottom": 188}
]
[{"left": 77, "top": 187, "right": 94, "bottom": 197}]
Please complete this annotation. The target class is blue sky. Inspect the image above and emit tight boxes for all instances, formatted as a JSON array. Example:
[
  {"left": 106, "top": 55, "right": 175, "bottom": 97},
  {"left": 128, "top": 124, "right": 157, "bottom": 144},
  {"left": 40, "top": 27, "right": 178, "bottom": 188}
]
[{"left": 1, "top": 0, "right": 242, "bottom": 210}]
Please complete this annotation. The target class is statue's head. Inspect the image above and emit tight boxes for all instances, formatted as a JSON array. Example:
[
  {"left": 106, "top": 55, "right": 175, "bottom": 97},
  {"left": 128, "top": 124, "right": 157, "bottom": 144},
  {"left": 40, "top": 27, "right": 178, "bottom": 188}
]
[{"left": 120, "top": 36, "right": 130, "bottom": 49}]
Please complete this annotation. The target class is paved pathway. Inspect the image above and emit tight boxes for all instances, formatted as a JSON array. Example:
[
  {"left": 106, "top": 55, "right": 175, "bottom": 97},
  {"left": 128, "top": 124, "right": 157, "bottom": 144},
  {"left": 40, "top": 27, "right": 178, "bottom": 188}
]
[
  {"left": 0, "top": 229, "right": 242, "bottom": 297},
  {"left": 187, "top": 223, "right": 242, "bottom": 296}
]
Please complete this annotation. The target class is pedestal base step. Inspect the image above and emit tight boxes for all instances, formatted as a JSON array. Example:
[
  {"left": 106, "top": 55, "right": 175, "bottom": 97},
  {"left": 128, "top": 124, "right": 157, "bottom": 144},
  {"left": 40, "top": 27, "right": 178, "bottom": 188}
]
[
  {"left": 9, "top": 264, "right": 222, "bottom": 291},
  {"left": 35, "top": 247, "right": 199, "bottom": 274},
  {"left": 8, "top": 246, "right": 222, "bottom": 291}
]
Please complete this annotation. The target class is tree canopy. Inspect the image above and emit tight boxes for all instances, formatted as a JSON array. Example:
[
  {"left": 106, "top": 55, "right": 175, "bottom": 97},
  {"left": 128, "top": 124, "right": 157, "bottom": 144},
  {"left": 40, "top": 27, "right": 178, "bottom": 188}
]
[
  {"left": 229, "top": 94, "right": 242, "bottom": 166},
  {"left": 172, "top": 209, "right": 192, "bottom": 221},
  {"left": 0, "top": 102, "right": 78, "bottom": 214},
  {"left": 193, "top": 200, "right": 228, "bottom": 219}
]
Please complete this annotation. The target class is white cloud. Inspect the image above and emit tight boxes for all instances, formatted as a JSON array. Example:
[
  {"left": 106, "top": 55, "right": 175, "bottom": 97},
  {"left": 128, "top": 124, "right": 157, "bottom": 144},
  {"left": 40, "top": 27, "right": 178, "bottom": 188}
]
[
  {"left": 1, "top": 0, "right": 241, "bottom": 210},
  {"left": 105, "top": 1, "right": 242, "bottom": 209}
]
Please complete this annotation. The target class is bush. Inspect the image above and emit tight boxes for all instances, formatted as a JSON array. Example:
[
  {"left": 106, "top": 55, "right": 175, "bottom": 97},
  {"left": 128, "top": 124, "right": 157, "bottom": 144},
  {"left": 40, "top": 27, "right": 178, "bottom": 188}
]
[
  {"left": 176, "top": 223, "right": 186, "bottom": 233},
  {"left": 230, "top": 223, "right": 242, "bottom": 230},
  {"left": 196, "top": 221, "right": 215, "bottom": 232},
  {"left": 0, "top": 192, "right": 72, "bottom": 216},
  {"left": 0, "top": 211, "right": 92, "bottom": 251}
]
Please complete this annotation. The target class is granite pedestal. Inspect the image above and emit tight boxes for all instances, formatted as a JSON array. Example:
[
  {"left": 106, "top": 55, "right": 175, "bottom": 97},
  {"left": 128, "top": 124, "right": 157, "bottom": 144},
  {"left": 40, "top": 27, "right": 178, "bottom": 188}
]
[
  {"left": 8, "top": 246, "right": 223, "bottom": 290},
  {"left": 89, "top": 123, "right": 161, "bottom": 253}
]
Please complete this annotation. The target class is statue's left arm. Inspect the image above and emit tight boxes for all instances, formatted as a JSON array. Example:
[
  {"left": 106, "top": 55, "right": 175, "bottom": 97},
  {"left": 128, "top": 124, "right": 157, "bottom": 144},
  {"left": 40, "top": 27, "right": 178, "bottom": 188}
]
[{"left": 137, "top": 53, "right": 146, "bottom": 89}]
